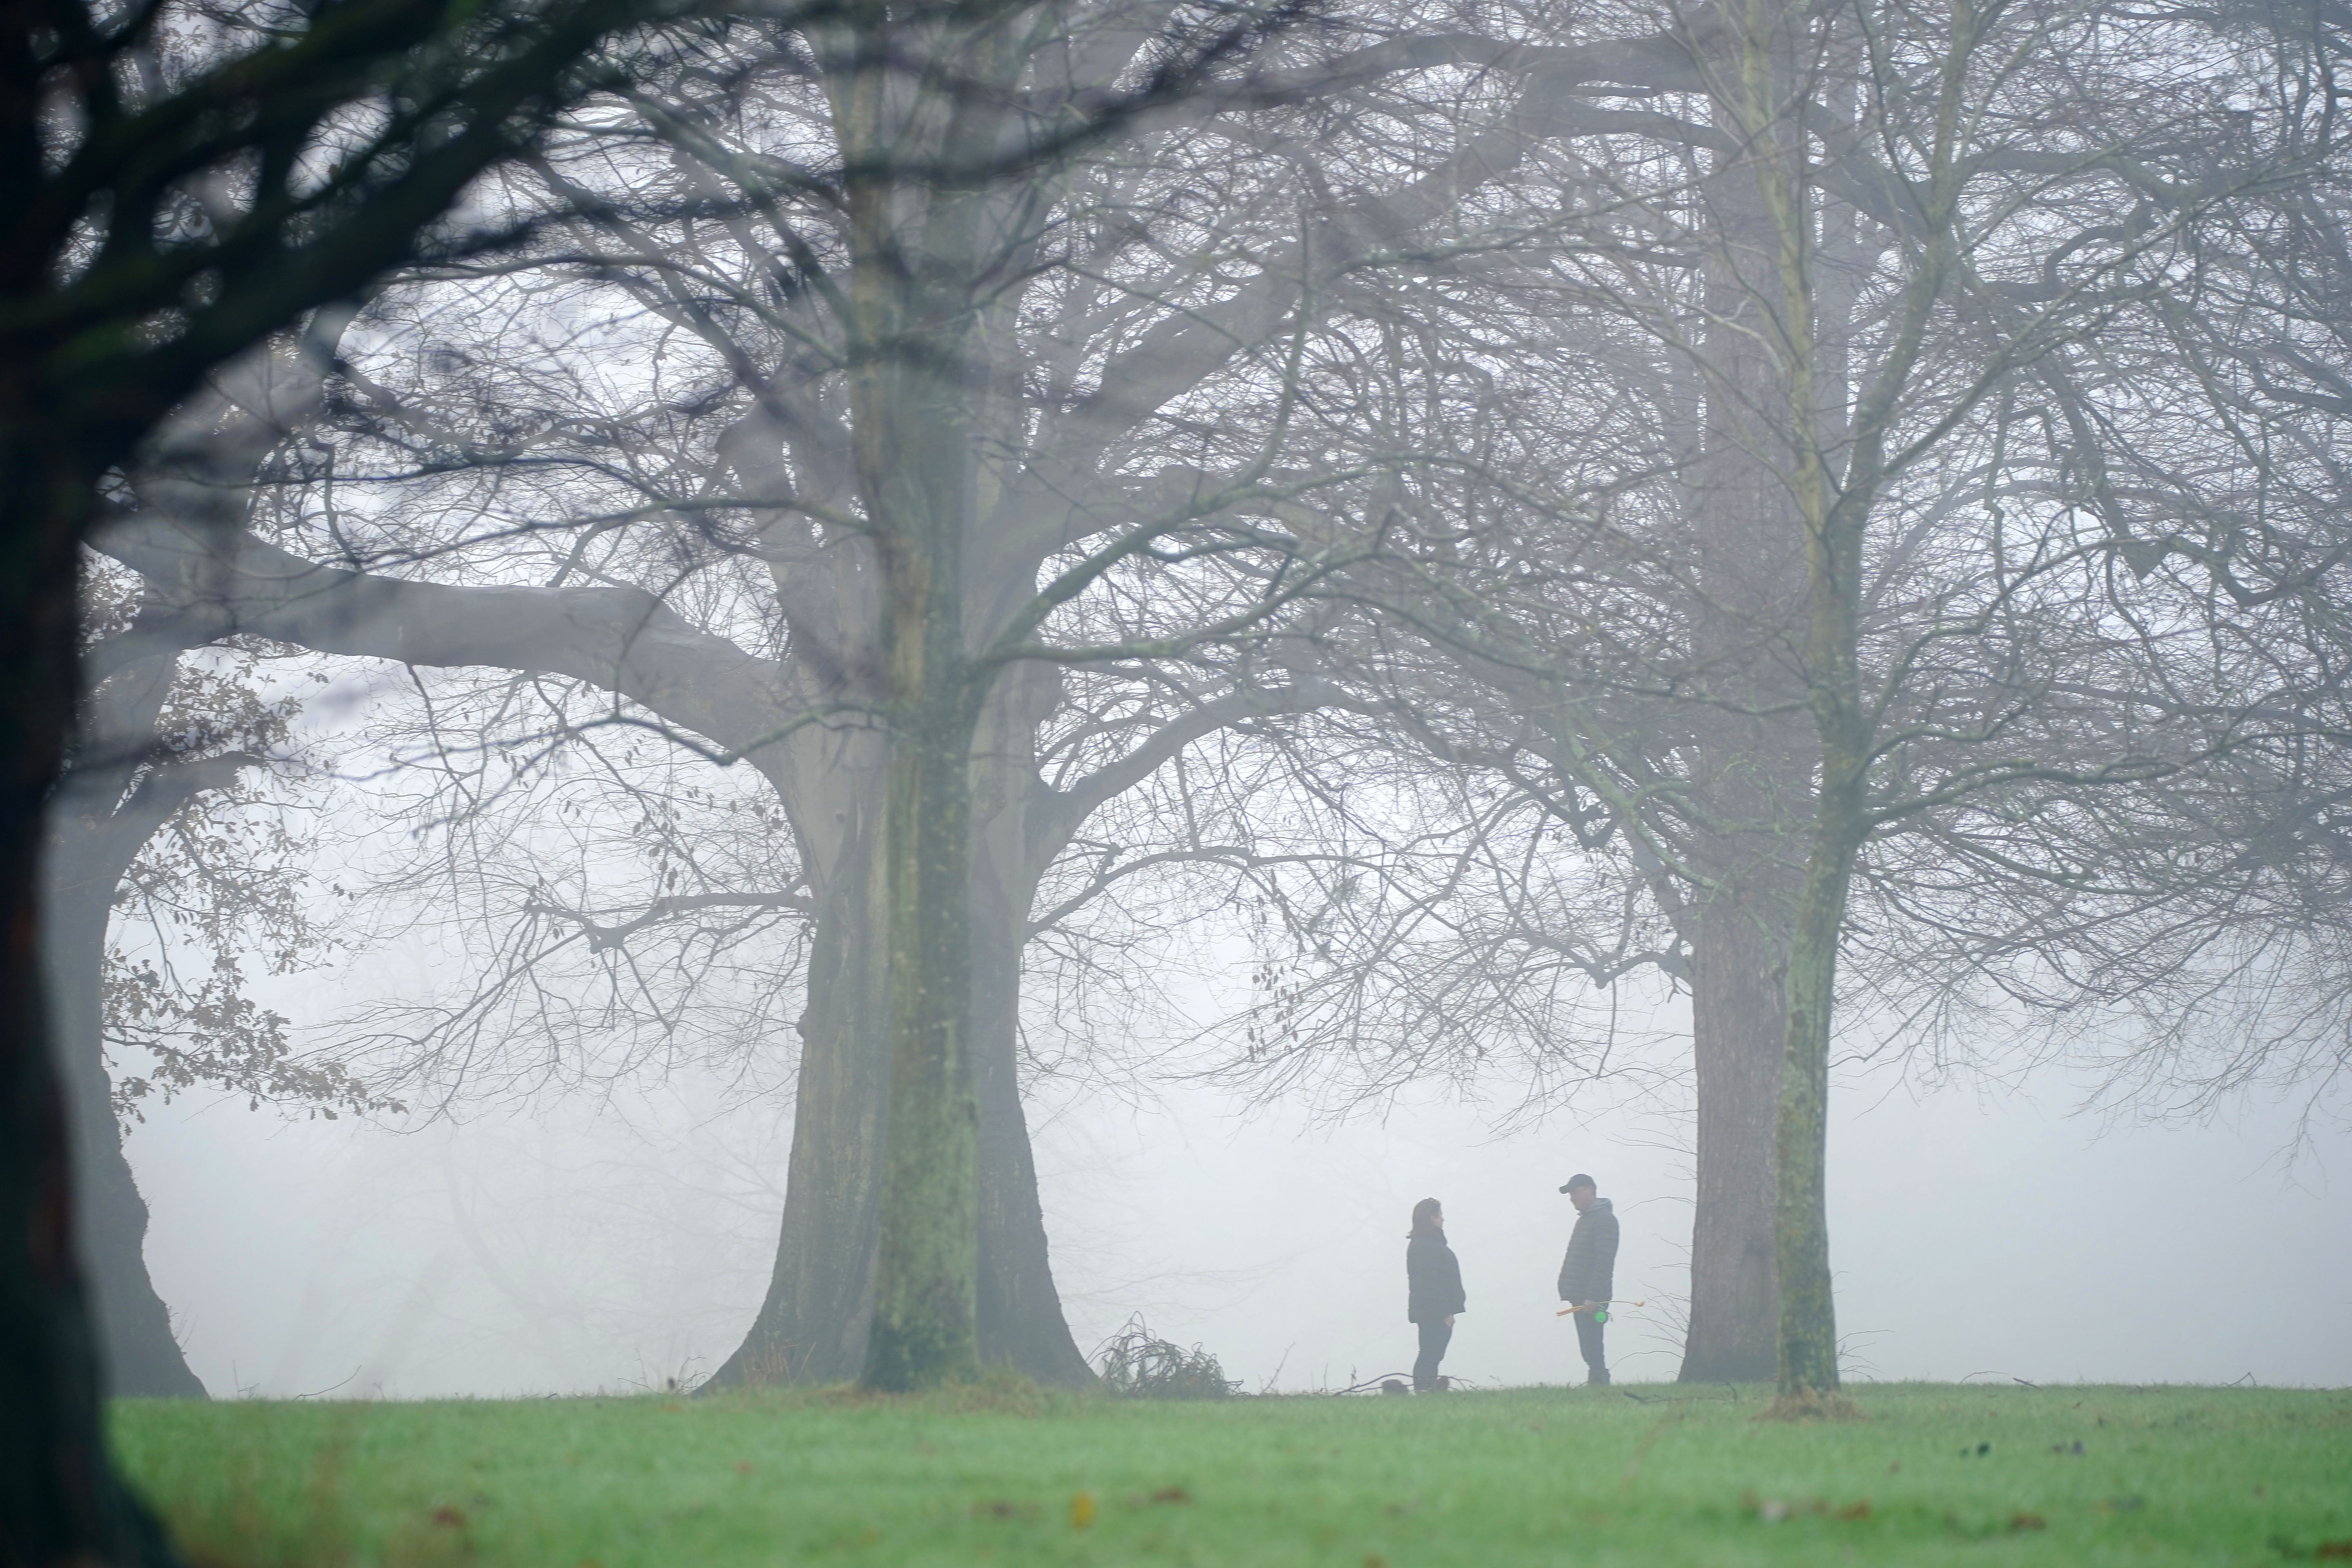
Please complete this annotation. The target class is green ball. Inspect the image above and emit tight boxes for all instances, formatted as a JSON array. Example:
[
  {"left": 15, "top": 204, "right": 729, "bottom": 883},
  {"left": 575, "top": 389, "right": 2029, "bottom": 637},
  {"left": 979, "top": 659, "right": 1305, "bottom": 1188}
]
[{"left": 1593, "top": 1308, "right": 1609, "bottom": 1325}]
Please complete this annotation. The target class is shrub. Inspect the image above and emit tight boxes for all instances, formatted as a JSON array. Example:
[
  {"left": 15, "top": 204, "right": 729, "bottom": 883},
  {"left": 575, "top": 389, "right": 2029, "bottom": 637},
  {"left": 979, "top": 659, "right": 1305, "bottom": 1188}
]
[{"left": 1092, "top": 1316, "right": 1240, "bottom": 1399}]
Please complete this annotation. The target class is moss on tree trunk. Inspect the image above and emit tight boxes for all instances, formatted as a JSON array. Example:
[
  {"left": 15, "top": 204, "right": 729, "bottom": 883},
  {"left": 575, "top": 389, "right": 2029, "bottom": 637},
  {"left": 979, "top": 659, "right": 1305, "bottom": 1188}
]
[{"left": 862, "top": 700, "right": 984, "bottom": 1388}]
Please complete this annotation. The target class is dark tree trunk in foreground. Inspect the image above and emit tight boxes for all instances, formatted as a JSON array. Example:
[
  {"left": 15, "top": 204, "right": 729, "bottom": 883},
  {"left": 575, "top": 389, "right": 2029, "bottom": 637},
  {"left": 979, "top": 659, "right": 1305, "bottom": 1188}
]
[
  {"left": 0, "top": 0, "right": 698, "bottom": 1545},
  {"left": 0, "top": 450, "right": 174, "bottom": 1562}
]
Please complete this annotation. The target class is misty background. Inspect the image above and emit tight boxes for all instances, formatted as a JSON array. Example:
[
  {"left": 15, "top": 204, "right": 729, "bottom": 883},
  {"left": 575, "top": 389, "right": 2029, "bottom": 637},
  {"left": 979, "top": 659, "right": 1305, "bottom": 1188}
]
[
  {"left": 127, "top": 967, "right": 2352, "bottom": 1397},
  {"left": 91, "top": 651, "right": 2352, "bottom": 1400},
  {"left": 51, "top": 0, "right": 2352, "bottom": 1415}
]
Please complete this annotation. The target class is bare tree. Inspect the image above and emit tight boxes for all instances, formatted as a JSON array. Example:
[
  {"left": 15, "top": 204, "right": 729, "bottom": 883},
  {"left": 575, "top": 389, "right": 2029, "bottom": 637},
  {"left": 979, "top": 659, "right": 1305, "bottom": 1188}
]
[
  {"left": 1847, "top": 15, "right": 2352, "bottom": 1137},
  {"left": 1179, "top": 0, "right": 2331, "bottom": 1403}
]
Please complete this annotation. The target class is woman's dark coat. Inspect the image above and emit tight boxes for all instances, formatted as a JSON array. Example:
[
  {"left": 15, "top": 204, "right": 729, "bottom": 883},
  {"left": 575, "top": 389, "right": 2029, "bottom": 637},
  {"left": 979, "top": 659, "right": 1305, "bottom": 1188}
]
[{"left": 1406, "top": 1230, "right": 1467, "bottom": 1324}]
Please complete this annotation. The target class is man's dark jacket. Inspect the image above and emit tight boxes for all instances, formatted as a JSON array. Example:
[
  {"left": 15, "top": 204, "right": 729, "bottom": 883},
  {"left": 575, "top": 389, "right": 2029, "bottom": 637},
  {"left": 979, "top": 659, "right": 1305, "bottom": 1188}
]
[
  {"left": 1556, "top": 1197, "right": 1619, "bottom": 1305},
  {"left": 1406, "top": 1231, "right": 1466, "bottom": 1324}
]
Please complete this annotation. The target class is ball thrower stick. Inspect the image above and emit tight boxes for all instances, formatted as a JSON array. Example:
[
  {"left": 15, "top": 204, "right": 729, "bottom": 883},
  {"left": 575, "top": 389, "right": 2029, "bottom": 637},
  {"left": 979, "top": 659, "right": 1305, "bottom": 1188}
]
[{"left": 1555, "top": 1299, "right": 1645, "bottom": 1317}]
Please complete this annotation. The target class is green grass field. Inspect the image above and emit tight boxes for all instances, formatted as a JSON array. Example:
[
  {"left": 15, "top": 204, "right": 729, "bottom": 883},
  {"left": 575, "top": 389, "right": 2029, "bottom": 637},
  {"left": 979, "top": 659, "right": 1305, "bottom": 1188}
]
[{"left": 113, "top": 1381, "right": 2351, "bottom": 1566}]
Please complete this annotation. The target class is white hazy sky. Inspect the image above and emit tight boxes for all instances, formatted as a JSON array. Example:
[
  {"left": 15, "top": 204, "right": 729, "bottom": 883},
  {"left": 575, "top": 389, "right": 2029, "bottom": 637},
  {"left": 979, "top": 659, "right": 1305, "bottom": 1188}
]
[{"left": 123, "top": 1036, "right": 2351, "bottom": 1398}]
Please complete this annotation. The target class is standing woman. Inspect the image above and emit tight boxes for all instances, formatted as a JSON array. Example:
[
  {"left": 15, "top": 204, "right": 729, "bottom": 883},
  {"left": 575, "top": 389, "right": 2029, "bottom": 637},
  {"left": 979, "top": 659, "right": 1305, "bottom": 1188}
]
[{"left": 1405, "top": 1198, "right": 1466, "bottom": 1391}]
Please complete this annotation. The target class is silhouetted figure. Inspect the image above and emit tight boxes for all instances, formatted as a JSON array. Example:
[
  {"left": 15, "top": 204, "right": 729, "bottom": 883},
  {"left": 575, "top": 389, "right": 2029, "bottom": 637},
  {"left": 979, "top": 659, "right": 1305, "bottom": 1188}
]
[
  {"left": 1556, "top": 1174, "right": 1619, "bottom": 1385},
  {"left": 1405, "top": 1198, "right": 1465, "bottom": 1391}
]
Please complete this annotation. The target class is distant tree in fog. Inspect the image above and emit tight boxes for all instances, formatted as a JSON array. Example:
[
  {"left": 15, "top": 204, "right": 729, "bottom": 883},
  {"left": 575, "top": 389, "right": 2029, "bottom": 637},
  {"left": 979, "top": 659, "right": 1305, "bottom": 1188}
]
[
  {"left": 1537, "top": 1, "right": 2318, "bottom": 1404},
  {"left": 1157, "top": 0, "right": 2341, "bottom": 1402},
  {"left": 56, "top": 346, "right": 404, "bottom": 1401}
]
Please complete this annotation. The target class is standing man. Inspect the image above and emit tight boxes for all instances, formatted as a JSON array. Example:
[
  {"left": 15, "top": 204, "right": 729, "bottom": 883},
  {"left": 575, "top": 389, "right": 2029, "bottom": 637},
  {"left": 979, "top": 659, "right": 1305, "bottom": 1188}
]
[{"left": 1556, "top": 1174, "right": 1620, "bottom": 1386}]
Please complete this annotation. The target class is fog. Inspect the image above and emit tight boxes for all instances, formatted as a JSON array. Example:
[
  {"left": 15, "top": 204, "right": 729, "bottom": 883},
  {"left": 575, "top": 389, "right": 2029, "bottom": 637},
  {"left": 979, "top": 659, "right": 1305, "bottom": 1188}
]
[
  {"left": 129, "top": 1052, "right": 2350, "bottom": 1399},
  {"left": 52, "top": 0, "right": 2352, "bottom": 1419}
]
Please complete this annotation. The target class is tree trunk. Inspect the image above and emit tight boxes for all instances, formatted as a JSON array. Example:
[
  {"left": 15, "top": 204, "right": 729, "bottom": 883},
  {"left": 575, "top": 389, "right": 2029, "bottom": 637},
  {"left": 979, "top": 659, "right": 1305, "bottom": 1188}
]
[
  {"left": 41, "top": 855, "right": 207, "bottom": 1399},
  {"left": 1772, "top": 773, "right": 1862, "bottom": 1399},
  {"left": 0, "top": 449, "right": 178, "bottom": 1561},
  {"left": 859, "top": 682, "right": 983, "bottom": 1389},
  {"left": 706, "top": 743, "right": 893, "bottom": 1386},
  {"left": 1678, "top": 892, "right": 1783, "bottom": 1382},
  {"left": 1670, "top": 0, "right": 1814, "bottom": 1386},
  {"left": 705, "top": 727, "right": 1094, "bottom": 1387},
  {"left": 846, "top": 114, "right": 993, "bottom": 1384},
  {"left": 969, "top": 899, "right": 1089, "bottom": 1383},
  {"left": 967, "top": 732, "right": 1092, "bottom": 1383}
]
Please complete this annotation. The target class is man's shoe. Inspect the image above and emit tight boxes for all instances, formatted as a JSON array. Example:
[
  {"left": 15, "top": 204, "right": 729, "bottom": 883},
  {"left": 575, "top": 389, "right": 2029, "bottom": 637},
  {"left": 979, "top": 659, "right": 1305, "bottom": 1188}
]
[{"left": 1588, "top": 1370, "right": 1611, "bottom": 1387}]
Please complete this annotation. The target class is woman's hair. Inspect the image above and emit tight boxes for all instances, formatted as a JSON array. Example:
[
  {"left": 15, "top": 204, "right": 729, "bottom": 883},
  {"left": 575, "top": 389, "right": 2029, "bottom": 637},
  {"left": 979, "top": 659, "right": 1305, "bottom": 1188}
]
[{"left": 1408, "top": 1198, "right": 1445, "bottom": 1238}]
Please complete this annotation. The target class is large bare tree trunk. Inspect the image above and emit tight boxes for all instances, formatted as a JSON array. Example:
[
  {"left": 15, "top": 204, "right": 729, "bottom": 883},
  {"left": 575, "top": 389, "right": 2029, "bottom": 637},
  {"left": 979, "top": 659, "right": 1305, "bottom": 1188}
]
[
  {"left": 861, "top": 684, "right": 982, "bottom": 1390},
  {"left": 1668, "top": 0, "right": 1816, "bottom": 1386},
  {"left": 1679, "top": 895, "right": 1783, "bottom": 1382},
  {"left": 839, "top": 55, "right": 998, "bottom": 1383},
  {"left": 1706, "top": 0, "right": 1878, "bottom": 1404},
  {"left": 708, "top": 689, "right": 1093, "bottom": 1388},
  {"left": 705, "top": 820, "right": 1093, "bottom": 1388},
  {"left": 708, "top": 743, "right": 893, "bottom": 1385}
]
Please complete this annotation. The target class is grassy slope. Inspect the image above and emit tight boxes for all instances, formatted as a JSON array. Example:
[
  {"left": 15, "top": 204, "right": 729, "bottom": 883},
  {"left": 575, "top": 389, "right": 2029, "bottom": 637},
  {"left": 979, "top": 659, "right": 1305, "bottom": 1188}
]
[{"left": 113, "top": 1382, "right": 2351, "bottom": 1566}]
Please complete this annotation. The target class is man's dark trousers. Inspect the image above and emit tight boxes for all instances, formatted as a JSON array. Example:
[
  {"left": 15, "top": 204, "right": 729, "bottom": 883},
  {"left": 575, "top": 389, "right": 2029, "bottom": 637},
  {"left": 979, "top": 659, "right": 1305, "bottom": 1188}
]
[
  {"left": 1573, "top": 1312, "right": 1608, "bottom": 1385},
  {"left": 1414, "top": 1319, "right": 1452, "bottom": 1390}
]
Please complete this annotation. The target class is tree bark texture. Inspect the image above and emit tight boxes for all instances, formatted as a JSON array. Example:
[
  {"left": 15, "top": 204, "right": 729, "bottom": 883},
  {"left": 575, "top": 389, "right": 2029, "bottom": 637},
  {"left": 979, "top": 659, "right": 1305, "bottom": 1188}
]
[
  {"left": 0, "top": 445, "right": 177, "bottom": 1562},
  {"left": 843, "top": 59, "right": 997, "bottom": 1379},
  {"left": 860, "top": 697, "right": 983, "bottom": 1390},
  {"left": 1678, "top": 895, "right": 1784, "bottom": 1382}
]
